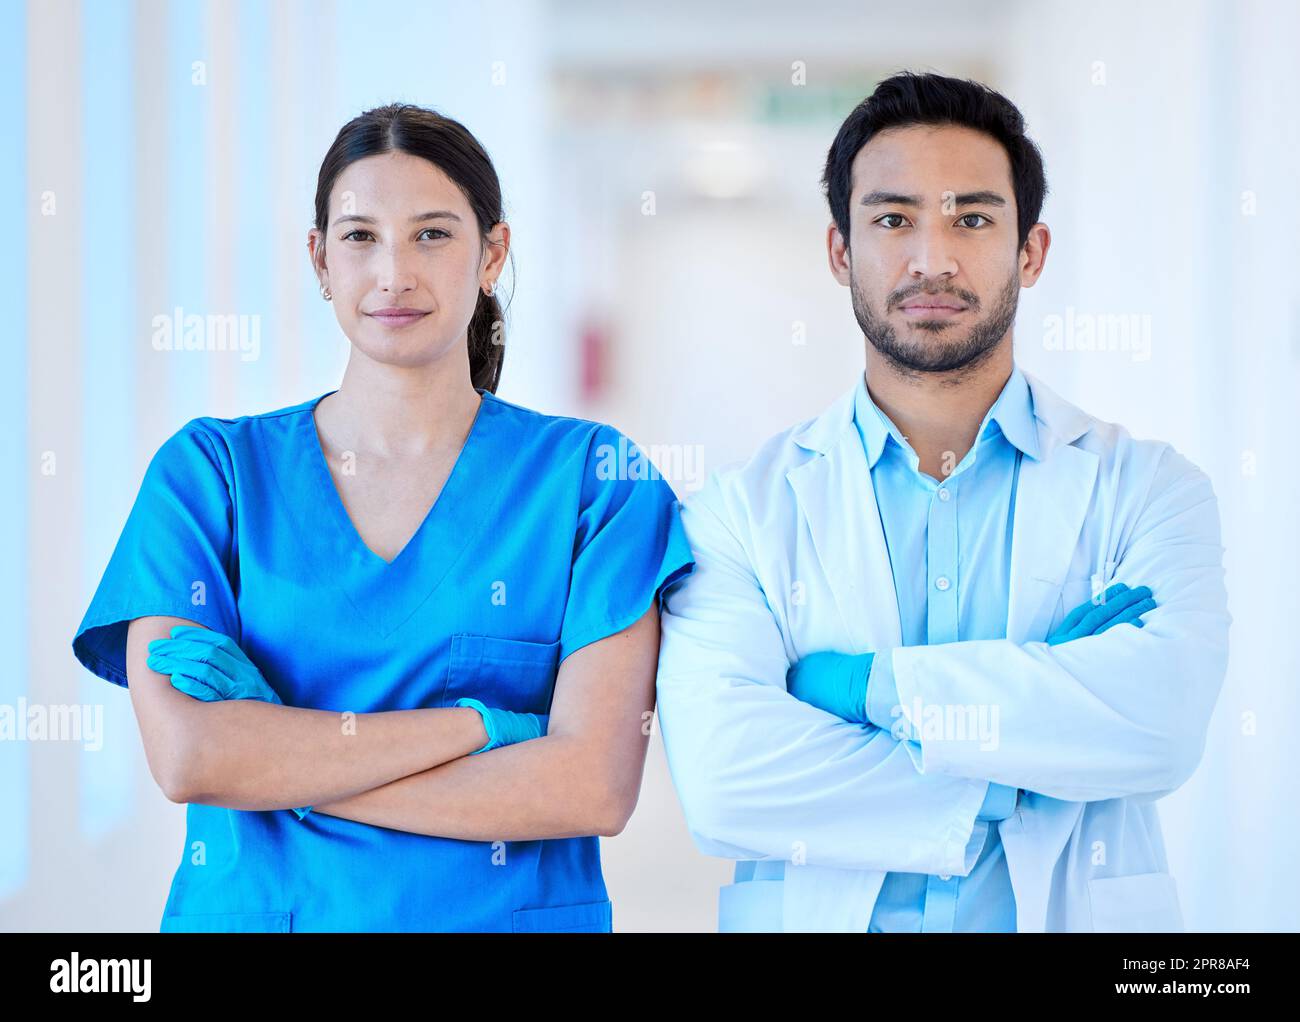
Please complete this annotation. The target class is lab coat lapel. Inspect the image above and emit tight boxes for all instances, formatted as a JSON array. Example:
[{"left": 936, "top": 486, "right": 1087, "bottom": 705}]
[
  {"left": 1005, "top": 372, "right": 1100, "bottom": 645},
  {"left": 786, "top": 385, "right": 902, "bottom": 657},
  {"left": 999, "top": 370, "right": 1099, "bottom": 932},
  {"left": 781, "top": 387, "right": 899, "bottom": 932},
  {"left": 1004, "top": 445, "right": 1100, "bottom": 643},
  {"left": 998, "top": 435, "right": 1094, "bottom": 933},
  {"left": 788, "top": 370, "right": 1101, "bottom": 657}
]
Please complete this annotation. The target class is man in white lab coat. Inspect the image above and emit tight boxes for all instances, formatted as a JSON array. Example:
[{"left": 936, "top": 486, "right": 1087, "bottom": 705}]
[{"left": 655, "top": 71, "right": 1230, "bottom": 932}]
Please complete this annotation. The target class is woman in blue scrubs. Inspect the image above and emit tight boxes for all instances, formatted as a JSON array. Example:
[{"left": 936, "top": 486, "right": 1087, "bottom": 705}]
[{"left": 71, "top": 103, "right": 694, "bottom": 933}]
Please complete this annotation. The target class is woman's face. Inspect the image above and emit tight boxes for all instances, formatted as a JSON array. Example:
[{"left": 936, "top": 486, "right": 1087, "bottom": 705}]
[{"left": 309, "top": 150, "right": 508, "bottom": 370}]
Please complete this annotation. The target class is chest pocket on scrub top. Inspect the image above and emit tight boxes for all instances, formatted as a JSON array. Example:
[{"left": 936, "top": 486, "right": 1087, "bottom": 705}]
[{"left": 441, "top": 634, "right": 561, "bottom": 715}]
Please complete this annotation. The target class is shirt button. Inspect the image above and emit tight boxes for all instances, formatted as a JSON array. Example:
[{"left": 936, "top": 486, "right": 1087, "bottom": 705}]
[
  {"left": 935, "top": 576, "right": 951, "bottom": 591},
  {"left": 937, "top": 488, "right": 951, "bottom": 502}
]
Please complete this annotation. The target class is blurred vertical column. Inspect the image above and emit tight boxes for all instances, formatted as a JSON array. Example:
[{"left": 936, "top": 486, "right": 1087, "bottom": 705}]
[
  {"left": 1, "top": 0, "right": 30, "bottom": 903},
  {"left": 269, "top": 0, "right": 334, "bottom": 407},
  {"left": 1212, "top": 0, "right": 1300, "bottom": 933},
  {"left": 23, "top": 0, "right": 83, "bottom": 923},
  {"left": 78, "top": 0, "right": 138, "bottom": 839}
]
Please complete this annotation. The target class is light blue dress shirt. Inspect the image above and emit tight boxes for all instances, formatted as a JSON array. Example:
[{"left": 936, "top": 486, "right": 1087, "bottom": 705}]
[{"left": 853, "top": 365, "right": 1039, "bottom": 933}]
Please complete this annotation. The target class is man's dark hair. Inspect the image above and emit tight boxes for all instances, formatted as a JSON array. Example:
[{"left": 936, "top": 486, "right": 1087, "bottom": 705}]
[{"left": 822, "top": 71, "right": 1048, "bottom": 252}]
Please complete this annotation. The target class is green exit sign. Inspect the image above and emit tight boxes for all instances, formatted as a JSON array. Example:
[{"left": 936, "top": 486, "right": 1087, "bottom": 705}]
[{"left": 757, "top": 82, "right": 877, "bottom": 124}]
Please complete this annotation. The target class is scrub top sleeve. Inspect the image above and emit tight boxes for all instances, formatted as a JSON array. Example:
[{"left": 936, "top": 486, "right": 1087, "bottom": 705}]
[
  {"left": 71, "top": 420, "right": 241, "bottom": 689},
  {"left": 558, "top": 425, "right": 696, "bottom": 664}
]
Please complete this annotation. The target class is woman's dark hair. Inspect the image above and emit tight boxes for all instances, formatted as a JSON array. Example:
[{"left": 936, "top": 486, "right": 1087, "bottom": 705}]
[
  {"left": 314, "top": 103, "right": 510, "bottom": 393},
  {"left": 821, "top": 71, "right": 1048, "bottom": 252}
]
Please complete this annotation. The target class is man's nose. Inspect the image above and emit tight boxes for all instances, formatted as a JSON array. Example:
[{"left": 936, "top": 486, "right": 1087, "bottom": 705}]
[{"left": 906, "top": 223, "right": 959, "bottom": 280}]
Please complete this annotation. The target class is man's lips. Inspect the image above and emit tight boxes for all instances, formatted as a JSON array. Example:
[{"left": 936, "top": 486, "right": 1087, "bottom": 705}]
[{"left": 898, "top": 300, "right": 968, "bottom": 318}]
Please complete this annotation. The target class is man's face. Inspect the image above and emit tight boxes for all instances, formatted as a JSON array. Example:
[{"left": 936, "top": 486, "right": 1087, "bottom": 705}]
[{"left": 831, "top": 123, "right": 1029, "bottom": 375}]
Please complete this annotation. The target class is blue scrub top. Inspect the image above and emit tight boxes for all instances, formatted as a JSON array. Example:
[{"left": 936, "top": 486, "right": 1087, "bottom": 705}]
[{"left": 72, "top": 387, "right": 696, "bottom": 933}]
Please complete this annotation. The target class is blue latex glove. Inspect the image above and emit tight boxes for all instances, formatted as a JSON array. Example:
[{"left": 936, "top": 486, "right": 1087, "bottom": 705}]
[
  {"left": 784, "top": 650, "right": 874, "bottom": 724},
  {"left": 454, "top": 698, "right": 548, "bottom": 754},
  {"left": 147, "top": 626, "right": 283, "bottom": 703},
  {"left": 146, "top": 626, "right": 312, "bottom": 820},
  {"left": 1047, "top": 582, "right": 1156, "bottom": 645}
]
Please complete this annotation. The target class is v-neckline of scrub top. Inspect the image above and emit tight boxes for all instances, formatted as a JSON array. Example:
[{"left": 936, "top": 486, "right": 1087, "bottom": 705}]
[{"left": 277, "top": 387, "right": 512, "bottom": 639}]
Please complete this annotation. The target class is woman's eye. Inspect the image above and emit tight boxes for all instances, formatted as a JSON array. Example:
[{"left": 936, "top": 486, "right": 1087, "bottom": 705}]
[
  {"left": 959, "top": 213, "right": 991, "bottom": 228},
  {"left": 340, "top": 228, "right": 449, "bottom": 242}
]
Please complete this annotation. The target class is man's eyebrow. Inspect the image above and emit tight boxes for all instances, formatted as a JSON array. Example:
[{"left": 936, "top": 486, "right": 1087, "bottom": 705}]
[
  {"left": 332, "top": 210, "right": 463, "bottom": 226},
  {"left": 859, "top": 190, "right": 1007, "bottom": 208}
]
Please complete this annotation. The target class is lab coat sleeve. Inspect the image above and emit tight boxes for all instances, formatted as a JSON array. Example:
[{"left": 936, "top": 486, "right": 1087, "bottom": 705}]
[
  {"left": 655, "top": 476, "right": 995, "bottom": 877},
  {"left": 888, "top": 446, "right": 1230, "bottom": 801}
]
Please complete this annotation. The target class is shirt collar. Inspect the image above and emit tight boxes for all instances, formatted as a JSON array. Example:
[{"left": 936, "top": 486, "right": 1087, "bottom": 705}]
[{"left": 852, "top": 364, "right": 1040, "bottom": 470}]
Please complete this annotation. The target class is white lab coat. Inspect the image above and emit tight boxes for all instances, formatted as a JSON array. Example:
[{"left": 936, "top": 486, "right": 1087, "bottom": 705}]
[{"left": 655, "top": 369, "right": 1230, "bottom": 932}]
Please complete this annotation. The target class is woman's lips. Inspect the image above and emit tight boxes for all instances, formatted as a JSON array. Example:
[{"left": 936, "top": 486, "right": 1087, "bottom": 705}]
[{"left": 369, "top": 311, "right": 429, "bottom": 328}]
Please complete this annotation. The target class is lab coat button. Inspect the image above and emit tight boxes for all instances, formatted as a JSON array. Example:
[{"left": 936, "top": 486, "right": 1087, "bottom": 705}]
[
  {"left": 939, "top": 874, "right": 951, "bottom": 882},
  {"left": 935, "top": 576, "right": 951, "bottom": 591}
]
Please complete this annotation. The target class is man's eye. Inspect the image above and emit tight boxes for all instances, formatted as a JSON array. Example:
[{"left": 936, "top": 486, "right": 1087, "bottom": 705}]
[
  {"left": 877, "top": 214, "right": 908, "bottom": 229},
  {"left": 959, "top": 213, "right": 991, "bottom": 228}
]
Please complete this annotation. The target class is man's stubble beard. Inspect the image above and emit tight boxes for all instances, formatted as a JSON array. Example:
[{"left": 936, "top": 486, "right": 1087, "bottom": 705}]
[{"left": 850, "top": 263, "right": 1021, "bottom": 381}]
